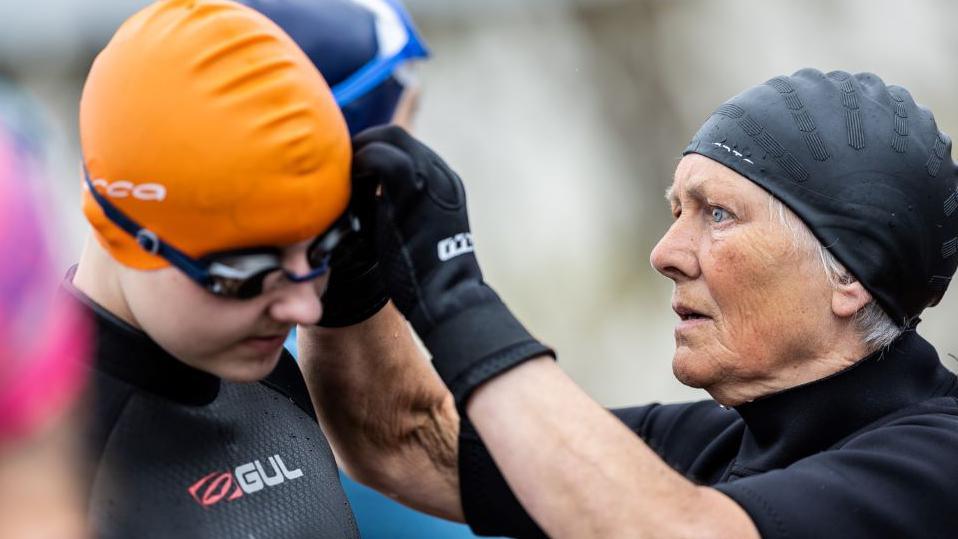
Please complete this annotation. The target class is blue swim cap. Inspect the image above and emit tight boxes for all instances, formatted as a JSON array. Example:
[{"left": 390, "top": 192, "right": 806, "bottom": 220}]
[{"left": 242, "top": 0, "right": 429, "bottom": 135}]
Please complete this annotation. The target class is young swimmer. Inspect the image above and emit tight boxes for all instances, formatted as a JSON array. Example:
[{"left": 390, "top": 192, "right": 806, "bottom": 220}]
[{"left": 69, "top": 1, "right": 361, "bottom": 536}]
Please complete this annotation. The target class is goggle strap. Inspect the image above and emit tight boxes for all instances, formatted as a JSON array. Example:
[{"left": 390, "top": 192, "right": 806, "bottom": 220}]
[
  {"left": 332, "top": 0, "right": 430, "bottom": 107},
  {"left": 285, "top": 263, "right": 329, "bottom": 284},
  {"left": 82, "top": 169, "right": 211, "bottom": 285},
  {"left": 333, "top": 46, "right": 422, "bottom": 106},
  {"left": 85, "top": 168, "right": 332, "bottom": 294},
  {"left": 381, "top": 0, "right": 429, "bottom": 54}
]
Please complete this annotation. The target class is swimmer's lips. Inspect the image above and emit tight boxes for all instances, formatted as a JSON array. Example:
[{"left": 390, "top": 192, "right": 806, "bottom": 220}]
[
  {"left": 672, "top": 302, "right": 713, "bottom": 335},
  {"left": 672, "top": 302, "right": 712, "bottom": 321},
  {"left": 241, "top": 334, "right": 287, "bottom": 354}
]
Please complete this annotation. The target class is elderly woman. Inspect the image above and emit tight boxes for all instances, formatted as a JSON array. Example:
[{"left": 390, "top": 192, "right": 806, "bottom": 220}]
[{"left": 301, "top": 69, "right": 958, "bottom": 538}]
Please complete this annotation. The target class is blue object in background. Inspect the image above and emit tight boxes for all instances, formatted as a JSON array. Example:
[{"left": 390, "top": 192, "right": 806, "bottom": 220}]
[{"left": 285, "top": 329, "right": 485, "bottom": 539}]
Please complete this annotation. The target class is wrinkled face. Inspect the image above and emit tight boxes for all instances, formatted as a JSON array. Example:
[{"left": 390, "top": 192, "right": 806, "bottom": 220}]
[
  {"left": 117, "top": 240, "right": 327, "bottom": 383},
  {"left": 650, "top": 154, "right": 836, "bottom": 403}
]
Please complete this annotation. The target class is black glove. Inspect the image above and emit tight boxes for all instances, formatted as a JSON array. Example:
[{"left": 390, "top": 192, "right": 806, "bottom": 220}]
[
  {"left": 317, "top": 154, "right": 389, "bottom": 328},
  {"left": 352, "top": 125, "right": 554, "bottom": 406}
]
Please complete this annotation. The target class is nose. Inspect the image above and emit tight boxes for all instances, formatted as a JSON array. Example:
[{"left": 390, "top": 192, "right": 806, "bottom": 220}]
[
  {"left": 268, "top": 274, "right": 327, "bottom": 325},
  {"left": 650, "top": 218, "right": 700, "bottom": 282},
  {"left": 267, "top": 249, "right": 327, "bottom": 326}
]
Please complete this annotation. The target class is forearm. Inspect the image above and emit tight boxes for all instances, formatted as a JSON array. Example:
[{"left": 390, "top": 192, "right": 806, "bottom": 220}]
[
  {"left": 339, "top": 128, "right": 754, "bottom": 535},
  {"left": 466, "top": 357, "right": 758, "bottom": 539},
  {"left": 298, "top": 303, "right": 464, "bottom": 521}
]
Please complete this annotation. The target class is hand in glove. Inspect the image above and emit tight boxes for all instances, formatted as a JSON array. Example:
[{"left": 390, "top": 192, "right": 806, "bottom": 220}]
[
  {"left": 352, "top": 126, "right": 554, "bottom": 406},
  {"left": 317, "top": 151, "right": 389, "bottom": 328}
]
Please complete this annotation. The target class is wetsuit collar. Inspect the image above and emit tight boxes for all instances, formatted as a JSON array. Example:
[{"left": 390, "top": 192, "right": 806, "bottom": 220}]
[
  {"left": 62, "top": 266, "right": 221, "bottom": 406},
  {"left": 732, "top": 330, "right": 956, "bottom": 472}
]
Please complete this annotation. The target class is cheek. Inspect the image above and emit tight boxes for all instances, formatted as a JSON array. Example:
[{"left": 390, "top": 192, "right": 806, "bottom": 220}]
[
  {"left": 702, "top": 232, "right": 823, "bottom": 365},
  {"left": 704, "top": 238, "right": 777, "bottom": 322},
  {"left": 122, "top": 269, "right": 264, "bottom": 359}
]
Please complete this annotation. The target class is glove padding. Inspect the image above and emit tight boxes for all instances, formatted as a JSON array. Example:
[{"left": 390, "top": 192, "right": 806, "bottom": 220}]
[
  {"left": 318, "top": 154, "right": 389, "bottom": 328},
  {"left": 317, "top": 235, "right": 389, "bottom": 327},
  {"left": 352, "top": 126, "right": 554, "bottom": 406}
]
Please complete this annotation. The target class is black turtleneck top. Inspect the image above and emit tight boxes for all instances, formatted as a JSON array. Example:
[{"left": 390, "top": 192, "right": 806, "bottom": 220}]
[
  {"left": 460, "top": 331, "right": 958, "bottom": 538},
  {"left": 65, "top": 279, "right": 359, "bottom": 538}
]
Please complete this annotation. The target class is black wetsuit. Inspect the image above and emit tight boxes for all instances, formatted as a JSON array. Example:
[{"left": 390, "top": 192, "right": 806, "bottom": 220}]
[
  {"left": 460, "top": 331, "right": 958, "bottom": 538},
  {"left": 64, "top": 280, "right": 359, "bottom": 538}
]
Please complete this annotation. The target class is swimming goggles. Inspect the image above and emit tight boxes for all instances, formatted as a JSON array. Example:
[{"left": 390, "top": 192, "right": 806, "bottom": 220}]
[{"left": 83, "top": 169, "right": 356, "bottom": 300}]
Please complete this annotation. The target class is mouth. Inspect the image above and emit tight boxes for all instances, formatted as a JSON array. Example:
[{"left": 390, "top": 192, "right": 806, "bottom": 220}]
[
  {"left": 672, "top": 303, "right": 711, "bottom": 322},
  {"left": 241, "top": 333, "right": 289, "bottom": 354},
  {"left": 247, "top": 334, "right": 286, "bottom": 342}
]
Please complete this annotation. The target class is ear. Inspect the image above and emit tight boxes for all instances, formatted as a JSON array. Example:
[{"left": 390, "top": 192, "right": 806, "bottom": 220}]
[{"left": 831, "top": 280, "right": 872, "bottom": 319}]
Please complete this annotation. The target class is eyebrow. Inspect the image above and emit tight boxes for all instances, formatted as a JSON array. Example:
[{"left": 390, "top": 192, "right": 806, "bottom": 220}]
[{"left": 665, "top": 179, "right": 709, "bottom": 206}]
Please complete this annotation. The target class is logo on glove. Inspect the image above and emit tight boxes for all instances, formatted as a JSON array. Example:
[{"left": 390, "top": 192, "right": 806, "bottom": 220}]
[
  {"left": 186, "top": 454, "right": 304, "bottom": 508},
  {"left": 438, "top": 233, "right": 475, "bottom": 261}
]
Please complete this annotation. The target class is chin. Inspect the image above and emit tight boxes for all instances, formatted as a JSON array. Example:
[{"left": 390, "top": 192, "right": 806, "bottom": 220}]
[
  {"left": 216, "top": 348, "right": 284, "bottom": 383},
  {"left": 671, "top": 348, "right": 714, "bottom": 389}
]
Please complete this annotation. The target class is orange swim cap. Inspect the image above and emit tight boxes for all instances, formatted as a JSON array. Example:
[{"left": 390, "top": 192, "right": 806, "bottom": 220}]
[{"left": 80, "top": 0, "right": 351, "bottom": 269}]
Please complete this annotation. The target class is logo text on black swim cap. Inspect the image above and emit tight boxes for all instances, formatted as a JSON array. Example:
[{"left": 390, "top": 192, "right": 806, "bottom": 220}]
[
  {"left": 187, "top": 454, "right": 303, "bottom": 508},
  {"left": 711, "top": 142, "right": 755, "bottom": 166}
]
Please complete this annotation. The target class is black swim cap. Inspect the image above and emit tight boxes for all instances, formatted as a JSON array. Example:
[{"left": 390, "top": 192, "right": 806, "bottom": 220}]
[{"left": 685, "top": 68, "right": 958, "bottom": 325}]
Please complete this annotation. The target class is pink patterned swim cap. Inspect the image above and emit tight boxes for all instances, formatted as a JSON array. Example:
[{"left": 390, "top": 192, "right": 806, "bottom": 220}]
[{"left": 0, "top": 123, "right": 89, "bottom": 442}]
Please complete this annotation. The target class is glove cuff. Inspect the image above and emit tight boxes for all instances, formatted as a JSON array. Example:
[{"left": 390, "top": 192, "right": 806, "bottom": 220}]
[
  {"left": 423, "top": 299, "right": 555, "bottom": 406},
  {"left": 318, "top": 262, "right": 390, "bottom": 328}
]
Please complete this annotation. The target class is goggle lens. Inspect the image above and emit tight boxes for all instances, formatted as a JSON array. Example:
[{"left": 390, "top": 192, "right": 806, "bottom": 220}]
[{"left": 205, "top": 214, "right": 357, "bottom": 299}]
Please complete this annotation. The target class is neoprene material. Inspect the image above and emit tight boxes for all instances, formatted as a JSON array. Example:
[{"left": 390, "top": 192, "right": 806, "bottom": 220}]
[
  {"left": 65, "top": 277, "right": 359, "bottom": 539},
  {"left": 460, "top": 331, "right": 958, "bottom": 538},
  {"left": 317, "top": 233, "right": 389, "bottom": 327},
  {"left": 353, "top": 126, "right": 554, "bottom": 405},
  {"left": 685, "top": 69, "right": 958, "bottom": 325},
  {"left": 318, "top": 125, "right": 389, "bottom": 327}
]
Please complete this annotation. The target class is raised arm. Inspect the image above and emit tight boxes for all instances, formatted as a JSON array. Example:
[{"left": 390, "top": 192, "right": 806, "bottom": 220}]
[
  {"left": 298, "top": 306, "right": 463, "bottom": 521},
  {"left": 296, "top": 175, "right": 464, "bottom": 520},
  {"left": 465, "top": 357, "right": 757, "bottom": 538},
  {"left": 351, "top": 126, "right": 759, "bottom": 538}
]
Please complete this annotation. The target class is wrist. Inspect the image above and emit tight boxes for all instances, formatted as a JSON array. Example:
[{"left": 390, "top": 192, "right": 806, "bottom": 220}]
[{"left": 423, "top": 298, "right": 555, "bottom": 407}]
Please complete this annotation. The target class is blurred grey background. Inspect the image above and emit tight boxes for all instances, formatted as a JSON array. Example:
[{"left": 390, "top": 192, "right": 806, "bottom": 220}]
[{"left": 2, "top": 0, "right": 956, "bottom": 407}]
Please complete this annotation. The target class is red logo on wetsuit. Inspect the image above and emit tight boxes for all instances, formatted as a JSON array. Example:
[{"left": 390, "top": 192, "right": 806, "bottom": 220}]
[{"left": 187, "top": 454, "right": 304, "bottom": 508}]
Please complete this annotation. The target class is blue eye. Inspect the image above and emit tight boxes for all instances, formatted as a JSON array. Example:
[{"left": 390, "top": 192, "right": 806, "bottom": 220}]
[{"left": 711, "top": 207, "right": 730, "bottom": 223}]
